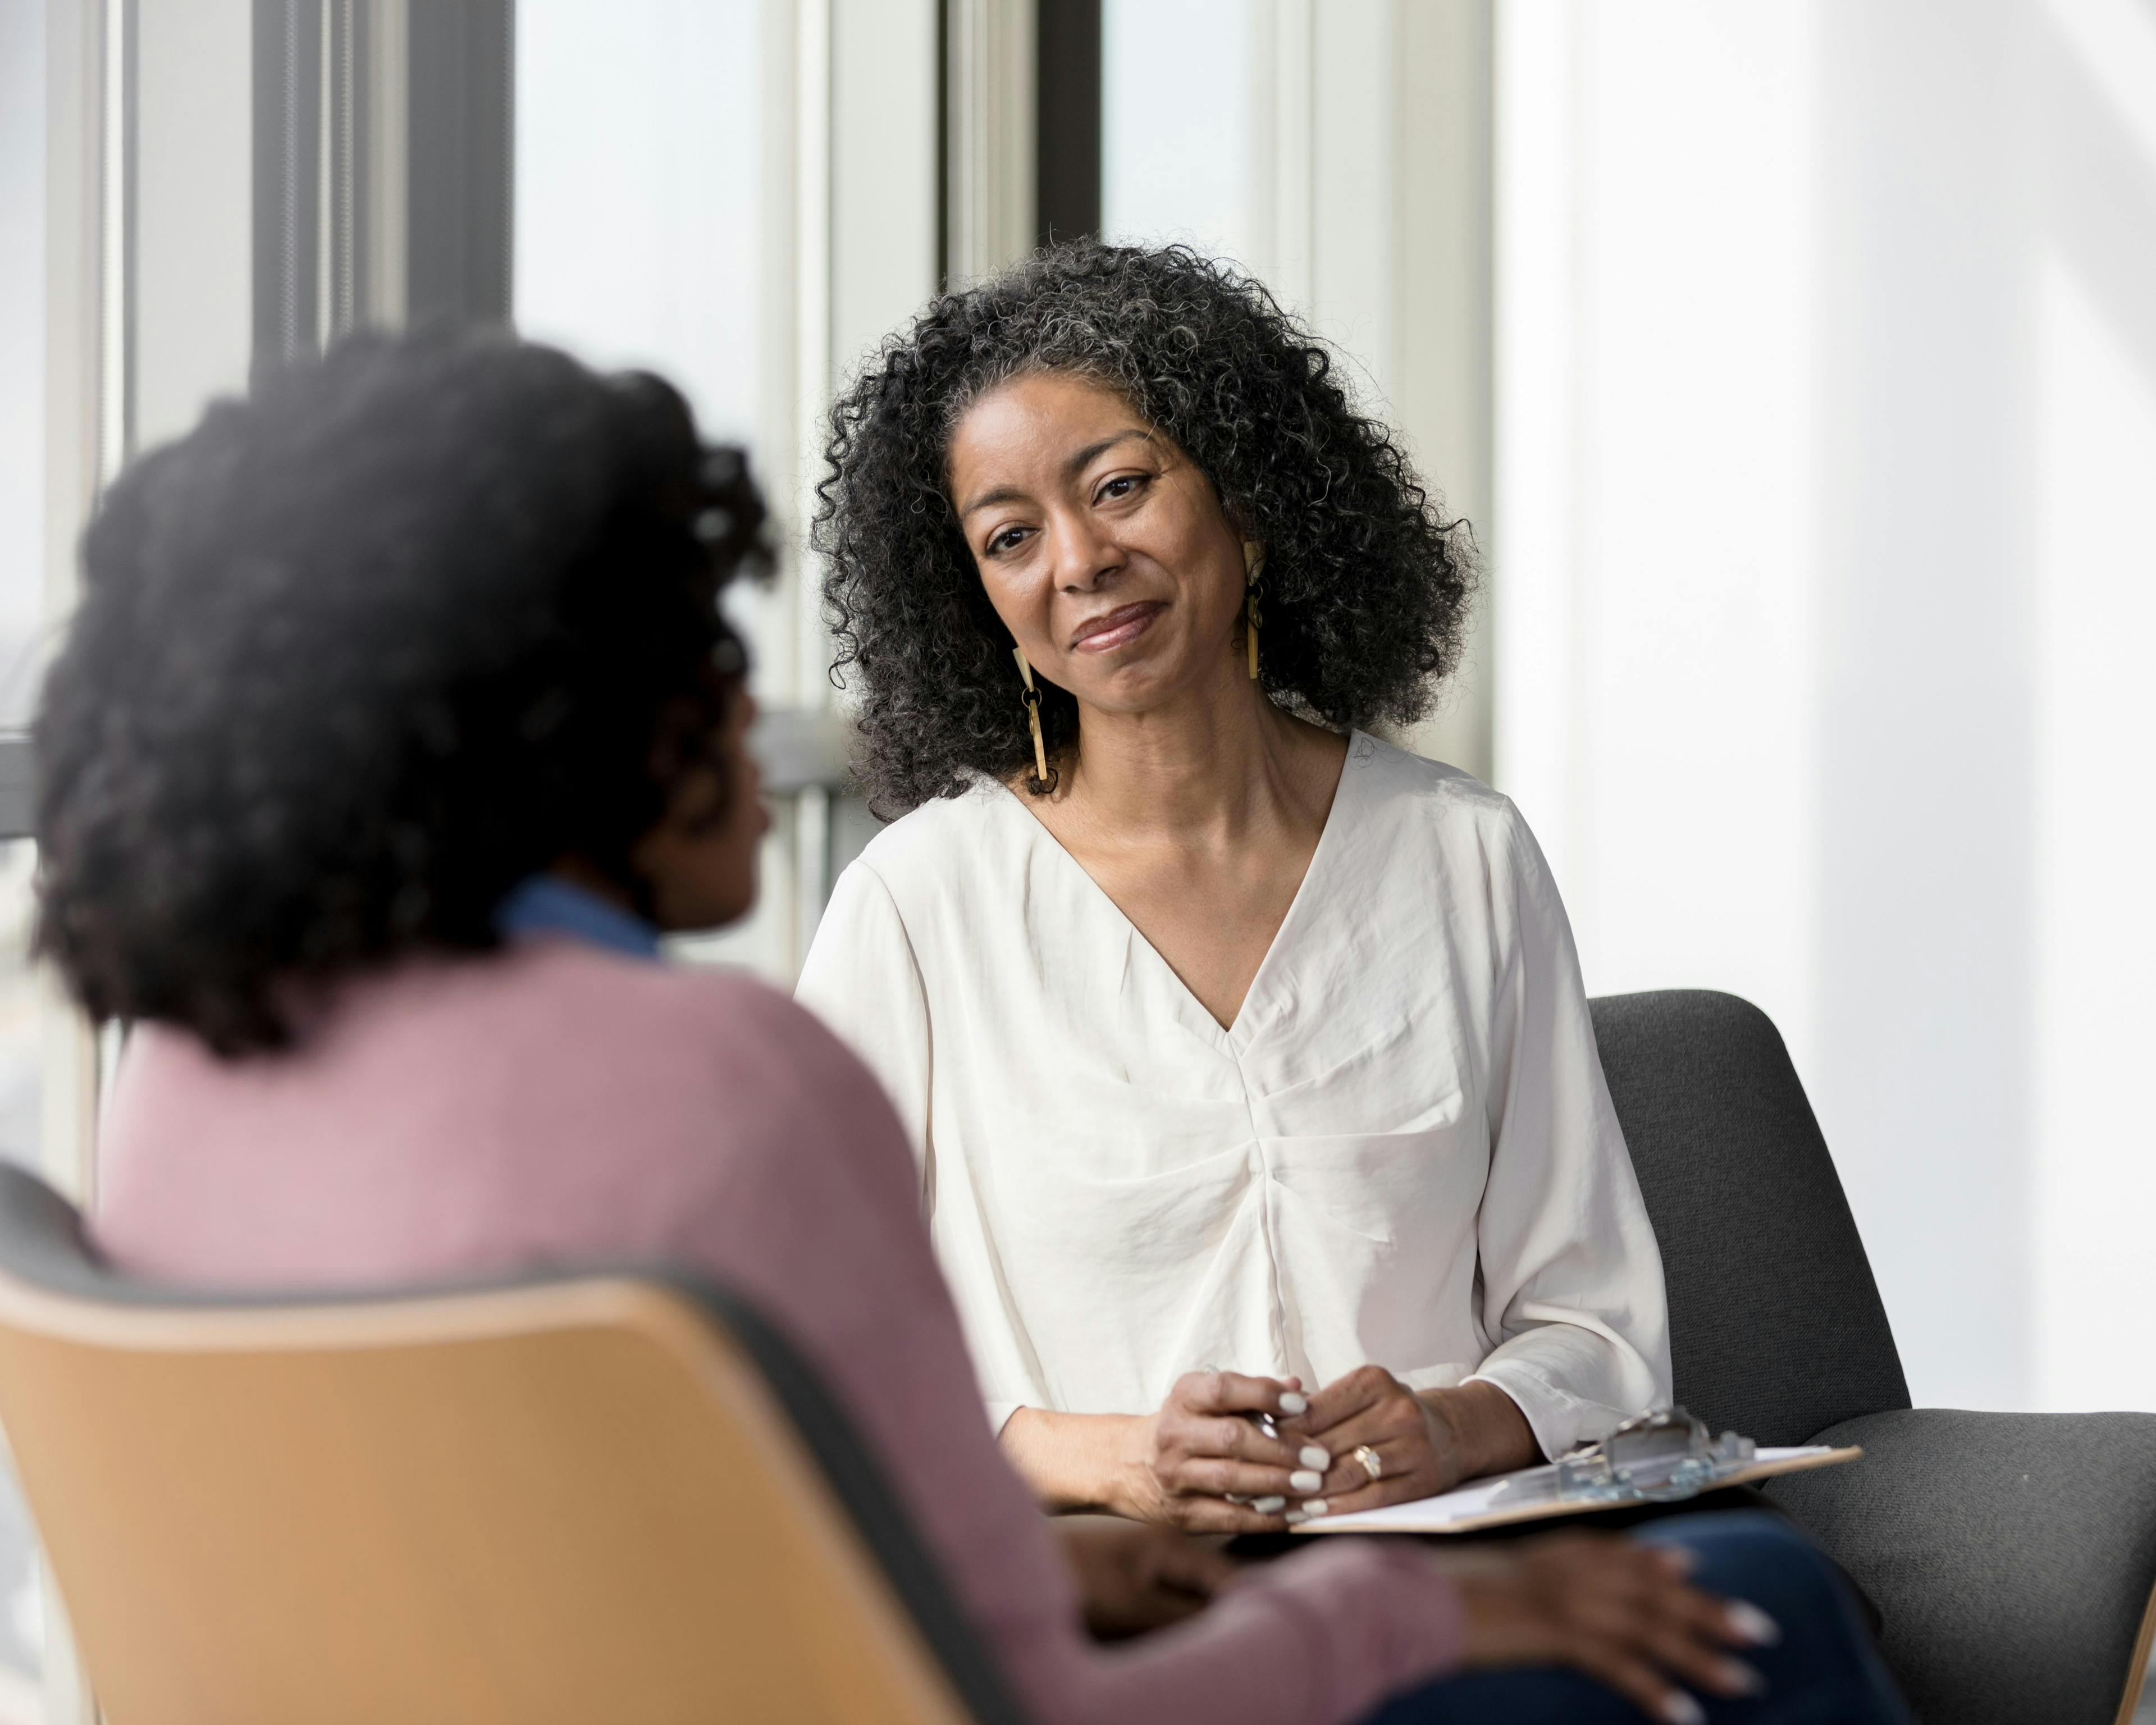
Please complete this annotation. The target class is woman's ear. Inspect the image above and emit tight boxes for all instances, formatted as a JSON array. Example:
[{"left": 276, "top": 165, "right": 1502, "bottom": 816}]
[{"left": 1243, "top": 540, "right": 1266, "bottom": 578}]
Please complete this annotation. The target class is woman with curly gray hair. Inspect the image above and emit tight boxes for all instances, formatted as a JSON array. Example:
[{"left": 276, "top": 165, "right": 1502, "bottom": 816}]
[{"left": 798, "top": 245, "right": 1671, "bottom": 1538}]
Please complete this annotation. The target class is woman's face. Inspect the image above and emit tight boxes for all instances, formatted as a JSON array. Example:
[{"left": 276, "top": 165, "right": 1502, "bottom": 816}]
[
  {"left": 631, "top": 684, "right": 769, "bottom": 933},
  {"left": 948, "top": 371, "right": 1249, "bottom": 719}
]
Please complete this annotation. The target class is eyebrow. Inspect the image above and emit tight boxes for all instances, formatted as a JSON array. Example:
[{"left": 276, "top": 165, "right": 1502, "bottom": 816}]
[{"left": 958, "top": 428, "right": 1157, "bottom": 519}]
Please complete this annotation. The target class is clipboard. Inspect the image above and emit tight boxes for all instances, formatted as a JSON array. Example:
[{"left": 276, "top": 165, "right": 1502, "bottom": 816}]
[{"left": 1292, "top": 1444, "right": 1862, "bottom": 1536}]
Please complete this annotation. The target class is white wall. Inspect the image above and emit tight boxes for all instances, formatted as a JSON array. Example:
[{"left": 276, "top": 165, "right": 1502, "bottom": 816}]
[{"left": 1495, "top": 0, "right": 2156, "bottom": 1413}]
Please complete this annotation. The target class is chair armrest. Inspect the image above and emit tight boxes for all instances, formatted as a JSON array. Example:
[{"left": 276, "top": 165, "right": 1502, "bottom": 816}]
[{"left": 1761, "top": 1408, "right": 2156, "bottom": 1725}]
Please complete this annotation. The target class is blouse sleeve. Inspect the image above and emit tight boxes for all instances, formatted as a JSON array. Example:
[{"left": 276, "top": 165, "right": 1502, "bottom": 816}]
[
  {"left": 797, "top": 859, "right": 1047, "bottom": 1437},
  {"left": 1466, "top": 801, "right": 1674, "bottom": 1457},
  {"left": 795, "top": 861, "right": 935, "bottom": 1198}
]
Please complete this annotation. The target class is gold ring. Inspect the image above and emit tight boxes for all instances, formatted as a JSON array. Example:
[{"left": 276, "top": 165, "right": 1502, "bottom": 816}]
[{"left": 1353, "top": 1444, "right": 1383, "bottom": 1484}]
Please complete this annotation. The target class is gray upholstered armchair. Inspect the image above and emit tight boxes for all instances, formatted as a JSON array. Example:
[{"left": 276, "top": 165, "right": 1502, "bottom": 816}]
[{"left": 1592, "top": 989, "right": 2156, "bottom": 1725}]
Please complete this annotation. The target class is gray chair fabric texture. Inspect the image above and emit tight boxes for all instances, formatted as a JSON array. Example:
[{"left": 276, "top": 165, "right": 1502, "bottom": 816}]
[{"left": 1592, "top": 989, "right": 2156, "bottom": 1725}]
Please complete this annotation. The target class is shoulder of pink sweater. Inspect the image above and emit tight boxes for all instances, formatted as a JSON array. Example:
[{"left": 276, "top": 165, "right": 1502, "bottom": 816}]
[
  {"left": 413, "top": 939, "right": 866, "bottom": 1055},
  {"left": 109, "top": 943, "right": 920, "bottom": 1203},
  {"left": 495, "top": 942, "right": 912, "bottom": 1128}
]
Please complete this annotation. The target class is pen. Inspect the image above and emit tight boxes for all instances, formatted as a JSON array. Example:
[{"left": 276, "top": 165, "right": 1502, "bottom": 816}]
[{"left": 1229, "top": 1408, "right": 1330, "bottom": 1507}]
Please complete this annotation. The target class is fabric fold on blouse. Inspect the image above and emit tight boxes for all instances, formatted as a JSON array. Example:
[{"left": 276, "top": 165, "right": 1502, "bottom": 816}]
[{"left": 797, "top": 733, "right": 1673, "bottom": 1458}]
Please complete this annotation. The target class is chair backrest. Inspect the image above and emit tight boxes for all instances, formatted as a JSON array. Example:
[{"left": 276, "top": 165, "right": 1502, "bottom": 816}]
[
  {"left": 0, "top": 1168, "right": 1027, "bottom": 1725},
  {"left": 1588, "top": 989, "right": 1912, "bottom": 1446}
]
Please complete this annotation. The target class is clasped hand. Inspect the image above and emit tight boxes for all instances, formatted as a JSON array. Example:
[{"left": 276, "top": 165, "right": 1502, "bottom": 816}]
[
  {"left": 1118, "top": 1365, "right": 1533, "bottom": 1534},
  {"left": 1085, "top": 1373, "right": 1770, "bottom": 1722}
]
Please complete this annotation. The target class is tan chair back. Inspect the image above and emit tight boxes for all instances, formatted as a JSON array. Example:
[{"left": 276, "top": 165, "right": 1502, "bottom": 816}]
[{"left": 0, "top": 1175, "right": 1015, "bottom": 1725}]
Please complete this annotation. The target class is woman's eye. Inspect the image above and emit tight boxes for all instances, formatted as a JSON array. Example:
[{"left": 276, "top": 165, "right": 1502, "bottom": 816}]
[
  {"left": 986, "top": 526, "right": 1029, "bottom": 556},
  {"left": 1098, "top": 474, "right": 1145, "bottom": 503}
]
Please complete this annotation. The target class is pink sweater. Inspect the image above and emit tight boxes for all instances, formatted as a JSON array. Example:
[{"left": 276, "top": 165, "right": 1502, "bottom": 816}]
[{"left": 94, "top": 939, "right": 1465, "bottom": 1725}]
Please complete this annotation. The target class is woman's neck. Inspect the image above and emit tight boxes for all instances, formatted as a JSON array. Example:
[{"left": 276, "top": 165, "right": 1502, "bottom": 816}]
[{"left": 1055, "top": 652, "right": 1339, "bottom": 849}]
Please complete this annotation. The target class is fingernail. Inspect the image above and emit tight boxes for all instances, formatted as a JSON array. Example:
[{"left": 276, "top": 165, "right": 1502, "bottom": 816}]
[
  {"left": 1290, "top": 1470, "right": 1323, "bottom": 1493},
  {"left": 1283, "top": 1508, "right": 1310, "bottom": 1523},
  {"left": 1251, "top": 1495, "right": 1286, "bottom": 1513},
  {"left": 1718, "top": 1659, "right": 1764, "bottom": 1696},
  {"left": 1299, "top": 1498, "right": 1327, "bottom": 1516},
  {"left": 1726, "top": 1601, "right": 1781, "bottom": 1646},
  {"left": 1299, "top": 1445, "right": 1330, "bottom": 1470},
  {"left": 1277, "top": 1391, "right": 1309, "bottom": 1415},
  {"left": 1661, "top": 1692, "right": 1706, "bottom": 1725}
]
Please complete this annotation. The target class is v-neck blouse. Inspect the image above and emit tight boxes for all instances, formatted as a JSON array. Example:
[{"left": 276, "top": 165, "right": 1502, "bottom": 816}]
[{"left": 796, "top": 732, "right": 1671, "bottom": 1455}]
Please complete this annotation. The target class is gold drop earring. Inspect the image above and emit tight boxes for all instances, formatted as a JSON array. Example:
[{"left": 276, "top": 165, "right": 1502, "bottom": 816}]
[
  {"left": 1243, "top": 541, "right": 1266, "bottom": 679},
  {"left": 1012, "top": 646, "right": 1050, "bottom": 784}
]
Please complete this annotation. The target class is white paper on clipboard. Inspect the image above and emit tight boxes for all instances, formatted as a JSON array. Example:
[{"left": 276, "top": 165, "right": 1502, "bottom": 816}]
[{"left": 1293, "top": 1445, "right": 1861, "bottom": 1536}]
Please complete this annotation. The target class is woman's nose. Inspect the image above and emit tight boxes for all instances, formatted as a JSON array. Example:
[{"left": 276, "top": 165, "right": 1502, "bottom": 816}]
[{"left": 1047, "top": 514, "right": 1122, "bottom": 590}]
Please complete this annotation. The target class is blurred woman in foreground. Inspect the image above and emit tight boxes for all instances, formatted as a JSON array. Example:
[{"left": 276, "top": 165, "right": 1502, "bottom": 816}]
[{"left": 34, "top": 330, "right": 1904, "bottom": 1725}]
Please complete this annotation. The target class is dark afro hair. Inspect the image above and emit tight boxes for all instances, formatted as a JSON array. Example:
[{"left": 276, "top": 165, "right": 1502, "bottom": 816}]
[
  {"left": 34, "top": 326, "right": 770, "bottom": 1056},
  {"left": 814, "top": 241, "right": 1477, "bottom": 814}
]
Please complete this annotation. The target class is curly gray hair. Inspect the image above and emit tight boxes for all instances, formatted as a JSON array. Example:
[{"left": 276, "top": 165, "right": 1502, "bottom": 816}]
[{"left": 814, "top": 242, "right": 1478, "bottom": 815}]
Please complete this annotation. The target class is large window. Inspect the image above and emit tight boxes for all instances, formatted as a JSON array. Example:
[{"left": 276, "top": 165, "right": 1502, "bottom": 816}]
[
  {"left": 511, "top": 0, "right": 815, "bottom": 980},
  {"left": 0, "top": 0, "right": 51, "bottom": 1705},
  {"left": 0, "top": 4, "right": 46, "bottom": 734},
  {"left": 1099, "top": 0, "right": 1255, "bottom": 263},
  {"left": 514, "top": 0, "right": 764, "bottom": 450}
]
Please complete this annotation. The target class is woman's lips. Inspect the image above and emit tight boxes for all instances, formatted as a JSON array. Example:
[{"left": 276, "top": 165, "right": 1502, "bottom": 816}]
[{"left": 1071, "top": 601, "right": 1166, "bottom": 652}]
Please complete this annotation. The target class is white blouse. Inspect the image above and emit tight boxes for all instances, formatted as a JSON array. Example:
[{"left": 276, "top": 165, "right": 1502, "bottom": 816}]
[{"left": 795, "top": 732, "right": 1671, "bottom": 1457}]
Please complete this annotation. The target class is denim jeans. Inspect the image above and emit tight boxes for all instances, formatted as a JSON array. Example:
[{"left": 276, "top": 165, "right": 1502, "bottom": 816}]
[{"left": 1359, "top": 1512, "right": 1911, "bottom": 1725}]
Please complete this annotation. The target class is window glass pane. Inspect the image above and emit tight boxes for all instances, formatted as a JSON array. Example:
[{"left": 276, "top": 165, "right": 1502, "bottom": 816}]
[
  {"left": 1101, "top": 0, "right": 1254, "bottom": 262},
  {"left": 0, "top": 0, "right": 49, "bottom": 1699},
  {"left": 0, "top": 0, "right": 48, "bottom": 730},
  {"left": 512, "top": 0, "right": 764, "bottom": 447},
  {"left": 513, "top": 1, "right": 804, "bottom": 983}
]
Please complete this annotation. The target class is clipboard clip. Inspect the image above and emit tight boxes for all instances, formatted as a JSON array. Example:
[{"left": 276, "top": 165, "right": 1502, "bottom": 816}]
[{"left": 1493, "top": 1406, "right": 1758, "bottom": 1508}]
